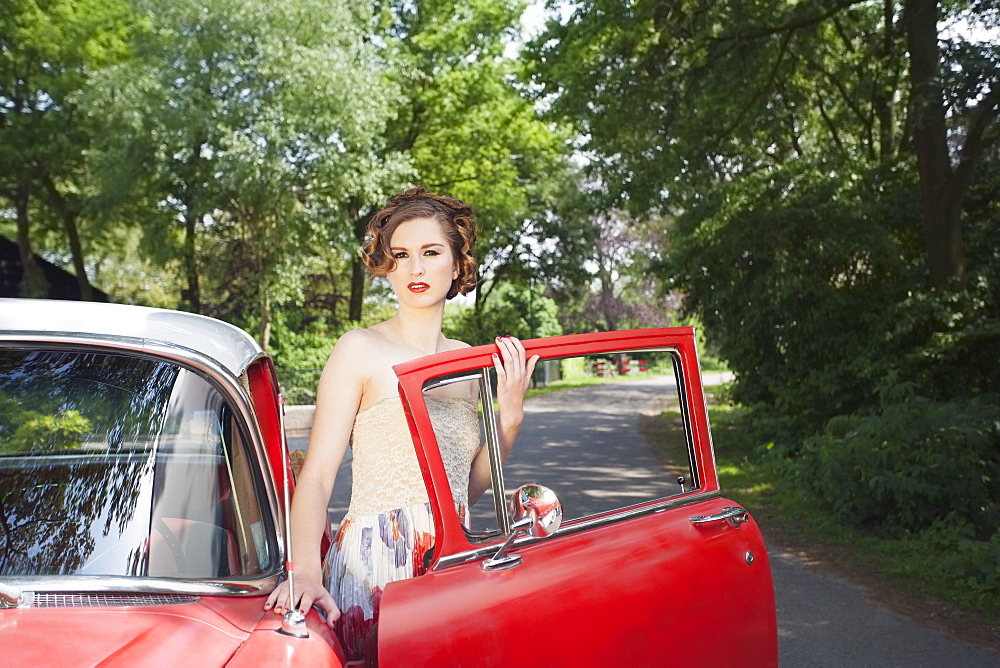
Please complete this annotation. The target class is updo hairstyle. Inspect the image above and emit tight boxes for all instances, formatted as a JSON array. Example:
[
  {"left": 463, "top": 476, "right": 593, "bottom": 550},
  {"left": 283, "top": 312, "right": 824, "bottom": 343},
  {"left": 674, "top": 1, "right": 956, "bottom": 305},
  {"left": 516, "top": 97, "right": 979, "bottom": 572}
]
[{"left": 363, "top": 187, "right": 478, "bottom": 299}]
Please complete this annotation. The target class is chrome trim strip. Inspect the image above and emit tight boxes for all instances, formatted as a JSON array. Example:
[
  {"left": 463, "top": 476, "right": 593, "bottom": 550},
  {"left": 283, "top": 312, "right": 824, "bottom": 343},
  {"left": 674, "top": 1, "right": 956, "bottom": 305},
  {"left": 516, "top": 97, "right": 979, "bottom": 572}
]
[
  {"left": 0, "top": 335, "right": 287, "bottom": 588},
  {"left": 436, "top": 489, "right": 721, "bottom": 570},
  {"left": 478, "top": 371, "right": 510, "bottom": 533},
  {"left": 0, "top": 574, "right": 283, "bottom": 597},
  {"left": 423, "top": 372, "right": 482, "bottom": 392},
  {"left": 672, "top": 354, "right": 701, "bottom": 490}
]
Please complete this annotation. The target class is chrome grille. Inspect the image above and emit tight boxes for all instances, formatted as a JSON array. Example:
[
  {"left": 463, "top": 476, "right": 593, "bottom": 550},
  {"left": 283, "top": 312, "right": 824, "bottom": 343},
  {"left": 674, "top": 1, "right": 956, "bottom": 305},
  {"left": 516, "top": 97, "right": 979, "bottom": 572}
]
[{"left": 32, "top": 593, "right": 200, "bottom": 608}]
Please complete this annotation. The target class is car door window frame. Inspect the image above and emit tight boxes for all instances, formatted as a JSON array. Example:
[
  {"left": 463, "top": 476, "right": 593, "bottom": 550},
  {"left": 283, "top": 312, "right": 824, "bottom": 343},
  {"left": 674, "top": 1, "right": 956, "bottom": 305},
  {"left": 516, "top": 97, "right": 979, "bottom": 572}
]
[{"left": 395, "top": 328, "right": 725, "bottom": 571}]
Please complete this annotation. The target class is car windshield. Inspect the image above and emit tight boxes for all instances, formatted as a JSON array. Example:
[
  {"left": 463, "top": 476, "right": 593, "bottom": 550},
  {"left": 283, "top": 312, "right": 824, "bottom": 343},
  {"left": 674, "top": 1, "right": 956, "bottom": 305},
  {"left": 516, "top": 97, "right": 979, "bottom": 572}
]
[{"left": 0, "top": 349, "right": 275, "bottom": 580}]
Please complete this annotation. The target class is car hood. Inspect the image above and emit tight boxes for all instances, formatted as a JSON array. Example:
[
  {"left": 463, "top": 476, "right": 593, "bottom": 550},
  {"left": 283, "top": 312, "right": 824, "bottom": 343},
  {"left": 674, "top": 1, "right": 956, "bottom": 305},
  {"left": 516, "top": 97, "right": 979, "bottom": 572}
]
[{"left": 0, "top": 596, "right": 266, "bottom": 666}]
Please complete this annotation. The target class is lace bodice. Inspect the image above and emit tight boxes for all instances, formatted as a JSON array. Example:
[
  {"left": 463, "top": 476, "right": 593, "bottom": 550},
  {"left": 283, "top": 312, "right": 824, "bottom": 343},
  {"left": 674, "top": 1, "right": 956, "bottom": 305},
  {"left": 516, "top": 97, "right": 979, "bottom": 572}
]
[{"left": 345, "top": 395, "right": 481, "bottom": 519}]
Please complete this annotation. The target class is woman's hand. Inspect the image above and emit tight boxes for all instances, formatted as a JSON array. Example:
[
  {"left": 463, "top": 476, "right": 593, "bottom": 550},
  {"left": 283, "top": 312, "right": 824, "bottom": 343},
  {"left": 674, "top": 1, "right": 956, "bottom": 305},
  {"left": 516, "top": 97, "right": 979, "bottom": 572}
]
[
  {"left": 493, "top": 335, "right": 539, "bottom": 441},
  {"left": 264, "top": 576, "right": 341, "bottom": 628}
]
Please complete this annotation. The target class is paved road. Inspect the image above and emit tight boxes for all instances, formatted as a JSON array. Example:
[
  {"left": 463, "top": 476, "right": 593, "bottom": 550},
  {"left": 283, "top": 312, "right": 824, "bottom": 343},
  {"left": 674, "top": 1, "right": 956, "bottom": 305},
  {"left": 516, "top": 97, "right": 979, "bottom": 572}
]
[{"left": 288, "top": 378, "right": 1000, "bottom": 665}]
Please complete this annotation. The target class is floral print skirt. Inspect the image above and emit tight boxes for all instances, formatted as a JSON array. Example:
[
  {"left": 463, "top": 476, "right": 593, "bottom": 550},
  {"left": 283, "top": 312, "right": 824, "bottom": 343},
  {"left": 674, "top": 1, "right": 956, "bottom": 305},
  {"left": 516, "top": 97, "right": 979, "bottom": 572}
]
[{"left": 325, "top": 502, "right": 436, "bottom": 661}]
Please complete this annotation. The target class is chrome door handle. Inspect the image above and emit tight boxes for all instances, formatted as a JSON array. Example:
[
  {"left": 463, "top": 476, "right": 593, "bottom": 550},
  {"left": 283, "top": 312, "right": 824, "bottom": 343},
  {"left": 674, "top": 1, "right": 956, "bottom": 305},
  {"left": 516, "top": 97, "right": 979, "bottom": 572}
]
[{"left": 689, "top": 506, "right": 749, "bottom": 528}]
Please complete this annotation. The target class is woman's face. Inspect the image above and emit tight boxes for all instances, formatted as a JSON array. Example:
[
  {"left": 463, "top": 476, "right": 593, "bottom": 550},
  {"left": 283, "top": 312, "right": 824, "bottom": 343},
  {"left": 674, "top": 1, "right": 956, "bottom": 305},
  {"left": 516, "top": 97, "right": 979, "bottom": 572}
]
[{"left": 386, "top": 216, "right": 458, "bottom": 305}]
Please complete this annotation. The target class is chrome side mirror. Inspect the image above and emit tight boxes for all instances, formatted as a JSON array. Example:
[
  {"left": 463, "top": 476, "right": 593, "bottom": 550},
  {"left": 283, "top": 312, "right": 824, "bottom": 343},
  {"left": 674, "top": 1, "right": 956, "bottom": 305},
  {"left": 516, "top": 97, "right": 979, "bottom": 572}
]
[{"left": 482, "top": 484, "right": 562, "bottom": 571}]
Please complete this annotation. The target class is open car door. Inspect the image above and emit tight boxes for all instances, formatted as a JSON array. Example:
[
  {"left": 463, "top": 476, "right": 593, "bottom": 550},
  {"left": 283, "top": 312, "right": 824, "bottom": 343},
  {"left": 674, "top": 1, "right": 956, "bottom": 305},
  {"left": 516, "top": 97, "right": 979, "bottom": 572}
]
[{"left": 377, "top": 328, "right": 778, "bottom": 666}]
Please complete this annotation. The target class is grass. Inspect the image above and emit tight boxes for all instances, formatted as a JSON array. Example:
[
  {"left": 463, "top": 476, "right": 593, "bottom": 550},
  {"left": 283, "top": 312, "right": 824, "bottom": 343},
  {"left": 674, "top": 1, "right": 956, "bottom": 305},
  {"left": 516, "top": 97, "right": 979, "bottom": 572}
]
[
  {"left": 524, "top": 372, "right": 652, "bottom": 401},
  {"left": 641, "top": 384, "right": 1000, "bottom": 646}
]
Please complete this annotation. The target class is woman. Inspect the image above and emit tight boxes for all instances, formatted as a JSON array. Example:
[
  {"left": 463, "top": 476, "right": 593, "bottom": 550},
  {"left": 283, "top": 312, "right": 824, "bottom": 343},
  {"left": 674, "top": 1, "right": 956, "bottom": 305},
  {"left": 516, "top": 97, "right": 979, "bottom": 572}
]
[{"left": 264, "top": 188, "right": 538, "bottom": 660}]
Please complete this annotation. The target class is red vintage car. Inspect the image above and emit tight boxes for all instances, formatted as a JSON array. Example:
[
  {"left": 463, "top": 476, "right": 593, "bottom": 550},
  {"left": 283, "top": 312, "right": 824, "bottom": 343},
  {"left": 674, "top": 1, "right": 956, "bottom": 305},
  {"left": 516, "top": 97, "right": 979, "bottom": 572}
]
[{"left": 0, "top": 298, "right": 777, "bottom": 666}]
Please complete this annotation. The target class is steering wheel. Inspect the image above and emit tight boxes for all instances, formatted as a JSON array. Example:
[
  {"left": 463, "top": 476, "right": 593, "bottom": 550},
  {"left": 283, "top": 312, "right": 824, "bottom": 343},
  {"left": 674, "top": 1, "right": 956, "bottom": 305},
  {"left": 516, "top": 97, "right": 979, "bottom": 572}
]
[{"left": 153, "top": 518, "right": 187, "bottom": 573}]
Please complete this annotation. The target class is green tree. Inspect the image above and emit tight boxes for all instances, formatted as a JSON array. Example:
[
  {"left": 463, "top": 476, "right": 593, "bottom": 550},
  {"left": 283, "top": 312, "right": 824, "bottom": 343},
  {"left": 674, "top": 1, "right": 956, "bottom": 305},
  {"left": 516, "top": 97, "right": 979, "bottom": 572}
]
[
  {"left": 444, "top": 281, "right": 562, "bottom": 345},
  {"left": 335, "top": 0, "right": 579, "bottom": 325},
  {"left": 530, "top": 0, "right": 1000, "bottom": 290},
  {"left": 89, "top": 0, "right": 397, "bottom": 334},
  {"left": 0, "top": 0, "right": 131, "bottom": 298}
]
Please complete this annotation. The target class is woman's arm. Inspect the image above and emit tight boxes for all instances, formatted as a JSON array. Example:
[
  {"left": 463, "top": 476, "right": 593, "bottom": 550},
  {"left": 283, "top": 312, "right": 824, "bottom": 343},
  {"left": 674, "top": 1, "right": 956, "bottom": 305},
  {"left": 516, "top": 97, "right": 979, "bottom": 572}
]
[
  {"left": 468, "top": 335, "right": 538, "bottom": 503},
  {"left": 264, "top": 330, "right": 367, "bottom": 627}
]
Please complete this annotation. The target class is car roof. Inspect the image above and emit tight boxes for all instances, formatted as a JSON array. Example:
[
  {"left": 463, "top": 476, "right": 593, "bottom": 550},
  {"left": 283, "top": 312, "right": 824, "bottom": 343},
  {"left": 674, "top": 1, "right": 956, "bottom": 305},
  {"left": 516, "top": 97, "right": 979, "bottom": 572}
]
[{"left": 0, "top": 298, "right": 263, "bottom": 377}]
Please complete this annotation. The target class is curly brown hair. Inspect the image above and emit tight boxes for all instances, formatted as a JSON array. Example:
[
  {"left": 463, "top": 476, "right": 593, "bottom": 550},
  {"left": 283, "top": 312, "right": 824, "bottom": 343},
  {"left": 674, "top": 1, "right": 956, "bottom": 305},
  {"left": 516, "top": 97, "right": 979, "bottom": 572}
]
[{"left": 362, "top": 187, "right": 478, "bottom": 299}]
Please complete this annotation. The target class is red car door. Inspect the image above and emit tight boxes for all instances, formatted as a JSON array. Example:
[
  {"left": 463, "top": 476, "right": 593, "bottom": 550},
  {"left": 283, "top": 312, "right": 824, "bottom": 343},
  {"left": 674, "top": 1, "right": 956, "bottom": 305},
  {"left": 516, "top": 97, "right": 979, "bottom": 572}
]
[{"left": 377, "top": 328, "right": 777, "bottom": 667}]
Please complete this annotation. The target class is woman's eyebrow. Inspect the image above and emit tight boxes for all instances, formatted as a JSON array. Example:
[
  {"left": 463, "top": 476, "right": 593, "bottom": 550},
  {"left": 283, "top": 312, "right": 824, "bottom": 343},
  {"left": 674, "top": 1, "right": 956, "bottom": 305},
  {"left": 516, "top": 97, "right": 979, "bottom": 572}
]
[{"left": 390, "top": 242, "right": 446, "bottom": 250}]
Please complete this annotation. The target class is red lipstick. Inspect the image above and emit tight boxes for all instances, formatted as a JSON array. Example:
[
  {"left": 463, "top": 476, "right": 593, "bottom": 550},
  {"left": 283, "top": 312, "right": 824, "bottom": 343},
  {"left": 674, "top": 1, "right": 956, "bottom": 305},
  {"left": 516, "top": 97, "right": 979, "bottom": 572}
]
[{"left": 408, "top": 282, "right": 430, "bottom": 293}]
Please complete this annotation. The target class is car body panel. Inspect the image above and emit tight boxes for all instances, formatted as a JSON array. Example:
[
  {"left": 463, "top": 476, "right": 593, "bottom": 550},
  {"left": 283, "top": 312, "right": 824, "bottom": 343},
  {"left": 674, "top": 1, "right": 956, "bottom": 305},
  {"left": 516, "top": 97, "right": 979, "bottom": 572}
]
[
  {"left": 227, "top": 610, "right": 346, "bottom": 667},
  {"left": 379, "top": 328, "right": 778, "bottom": 666},
  {"left": 1, "top": 600, "right": 250, "bottom": 665},
  {"left": 379, "top": 497, "right": 775, "bottom": 666},
  {"left": 1, "top": 597, "right": 344, "bottom": 666}
]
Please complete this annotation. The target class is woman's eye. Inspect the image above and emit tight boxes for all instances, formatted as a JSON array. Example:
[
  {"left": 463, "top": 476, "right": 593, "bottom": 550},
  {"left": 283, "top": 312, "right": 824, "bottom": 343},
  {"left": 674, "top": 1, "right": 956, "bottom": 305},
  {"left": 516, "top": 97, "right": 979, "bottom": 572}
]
[
  {"left": 424, "top": 250, "right": 440, "bottom": 256},
  {"left": 393, "top": 252, "right": 408, "bottom": 259}
]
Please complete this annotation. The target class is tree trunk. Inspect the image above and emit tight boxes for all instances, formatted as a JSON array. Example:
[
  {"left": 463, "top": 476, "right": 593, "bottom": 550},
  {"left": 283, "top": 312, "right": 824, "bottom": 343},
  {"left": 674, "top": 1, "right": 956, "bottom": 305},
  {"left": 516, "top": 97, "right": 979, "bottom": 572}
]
[
  {"left": 904, "top": 0, "right": 964, "bottom": 289},
  {"left": 180, "top": 138, "right": 206, "bottom": 312},
  {"left": 41, "top": 175, "right": 93, "bottom": 301},
  {"left": 348, "top": 202, "right": 374, "bottom": 322},
  {"left": 873, "top": 0, "right": 896, "bottom": 160},
  {"left": 14, "top": 181, "right": 47, "bottom": 298}
]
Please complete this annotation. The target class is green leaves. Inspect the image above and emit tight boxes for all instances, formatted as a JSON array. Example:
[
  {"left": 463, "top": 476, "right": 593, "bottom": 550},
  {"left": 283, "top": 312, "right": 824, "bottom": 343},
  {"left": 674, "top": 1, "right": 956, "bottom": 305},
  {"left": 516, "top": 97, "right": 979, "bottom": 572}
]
[{"left": 796, "top": 392, "right": 1000, "bottom": 535}]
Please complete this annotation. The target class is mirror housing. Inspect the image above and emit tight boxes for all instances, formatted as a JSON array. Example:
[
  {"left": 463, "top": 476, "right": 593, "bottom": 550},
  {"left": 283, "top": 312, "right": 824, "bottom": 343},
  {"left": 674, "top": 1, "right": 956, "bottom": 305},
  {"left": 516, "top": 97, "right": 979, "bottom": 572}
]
[{"left": 482, "top": 484, "right": 562, "bottom": 571}]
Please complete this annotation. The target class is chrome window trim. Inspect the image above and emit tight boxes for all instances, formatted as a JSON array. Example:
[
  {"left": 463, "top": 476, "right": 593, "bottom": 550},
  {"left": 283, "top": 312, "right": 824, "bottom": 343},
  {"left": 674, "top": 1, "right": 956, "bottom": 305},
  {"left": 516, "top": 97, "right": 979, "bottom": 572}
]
[
  {"left": 422, "top": 371, "right": 482, "bottom": 392},
  {"left": 435, "top": 489, "right": 721, "bottom": 570},
  {"left": 0, "top": 334, "right": 286, "bottom": 593},
  {"left": 477, "top": 370, "right": 510, "bottom": 533},
  {"left": 0, "top": 573, "right": 282, "bottom": 597}
]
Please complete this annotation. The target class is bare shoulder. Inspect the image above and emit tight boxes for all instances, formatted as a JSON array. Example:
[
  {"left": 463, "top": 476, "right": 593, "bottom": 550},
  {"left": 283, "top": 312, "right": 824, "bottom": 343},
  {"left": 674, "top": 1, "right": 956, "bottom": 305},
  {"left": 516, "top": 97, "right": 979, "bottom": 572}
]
[{"left": 327, "top": 327, "right": 378, "bottom": 360}]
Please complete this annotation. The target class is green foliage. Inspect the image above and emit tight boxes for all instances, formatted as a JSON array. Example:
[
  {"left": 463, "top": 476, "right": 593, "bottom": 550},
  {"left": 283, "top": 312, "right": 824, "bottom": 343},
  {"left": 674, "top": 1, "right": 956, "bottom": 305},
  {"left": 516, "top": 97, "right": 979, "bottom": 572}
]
[
  {"left": 528, "top": 0, "right": 912, "bottom": 210},
  {"left": 272, "top": 333, "right": 334, "bottom": 406},
  {"left": 793, "top": 388, "right": 1000, "bottom": 535},
  {"left": 85, "top": 0, "right": 406, "bottom": 329},
  {"left": 668, "top": 160, "right": 920, "bottom": 428},
  {"left": 0, "top": 392, "right": 91, "bottom": 453},
  {"left": 444, "top": 282, "right": 562, "bottom": 345},
  {"left": 902, "top": 514, "right": 1000, "bottom": 613},
  {"left": 688, "top": 398, "right": 1000, "bottom": 617},
  {"left": 559, "top": 356, "right": 589, "bottom": 382}
]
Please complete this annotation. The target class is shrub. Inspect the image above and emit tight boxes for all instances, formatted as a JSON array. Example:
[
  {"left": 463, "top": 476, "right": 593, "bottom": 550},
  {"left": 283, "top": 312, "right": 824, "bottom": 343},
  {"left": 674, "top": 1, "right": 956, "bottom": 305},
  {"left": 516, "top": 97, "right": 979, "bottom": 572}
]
[
  {"left": 913, "top": 514, "right": 1000, "bottom": 613},
  {"left": 795, "top": 388, "right": 1000, "bottom": 535}
]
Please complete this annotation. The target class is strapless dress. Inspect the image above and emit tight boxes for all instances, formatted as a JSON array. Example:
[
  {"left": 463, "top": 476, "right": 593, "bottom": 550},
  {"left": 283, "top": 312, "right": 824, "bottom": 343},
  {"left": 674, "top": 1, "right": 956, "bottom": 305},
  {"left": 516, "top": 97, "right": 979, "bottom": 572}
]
[{"left": 325, "top": 394, "right": 480, "bottom": 660}]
